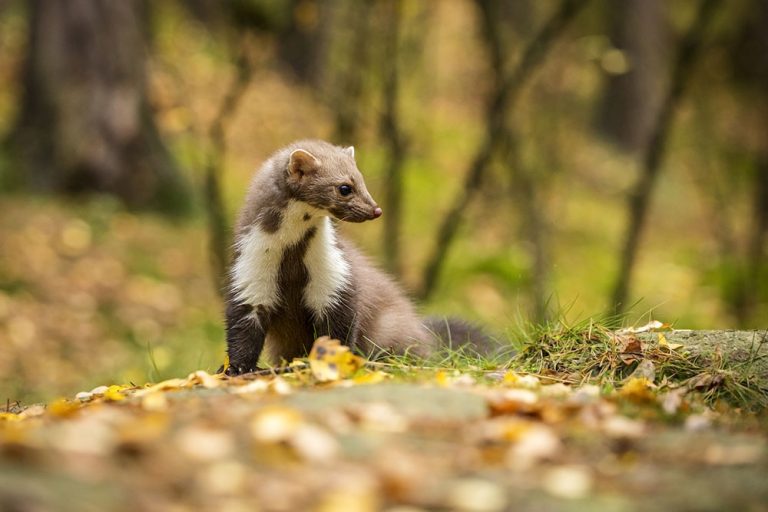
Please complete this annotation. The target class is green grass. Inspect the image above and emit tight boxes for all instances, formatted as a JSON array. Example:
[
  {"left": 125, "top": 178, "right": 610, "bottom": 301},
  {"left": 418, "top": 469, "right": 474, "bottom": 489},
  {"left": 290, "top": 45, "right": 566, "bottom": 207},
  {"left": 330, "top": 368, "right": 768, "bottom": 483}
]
[{"left": 362, "top": 317, "right": 768, "bottom": 412}]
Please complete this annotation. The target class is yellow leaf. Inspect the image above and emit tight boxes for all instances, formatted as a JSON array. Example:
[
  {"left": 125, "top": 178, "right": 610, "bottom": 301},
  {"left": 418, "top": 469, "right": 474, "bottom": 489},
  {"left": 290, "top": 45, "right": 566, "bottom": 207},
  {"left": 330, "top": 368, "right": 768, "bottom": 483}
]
[
  {"left": 435, "top": 370, "right": 450, "bottom": 387},
  {"left": 141, "top": 392, "right": 169, "bottom": 411},
  {"left": 353, "top": 371, "right": 390, "bottom": 385},
  {"left": 658, "top": 332, "right": 684, "bottom": 351},
  {"left": 250, "top": 406, "right": 303, "bottom": 443},
  {"left": 221, "top": 353, "right": 230, "bottom": 374},
  {"left": 135, "top": 378, "right": 187, "bottom": 397},
  {"left": 619, "top": 377, "right": 655, "bottom": 403},
  {"left": 0, "top": 412, "right": 22, "bottom": 422},
  {"left": 48, "top": 398, "right": 80, "bottom": 416},
  {"left": 187, "top": 370, "right": 221, "bottom": 389},
  {"left": 502, "top": 371, "right": 519, "bottom": 386},
  {"left": 103, "top": 384, "right": 129, "bottom": 401},
  {"left": 308, "top": 337, "right": 364, "bottom": 382}
]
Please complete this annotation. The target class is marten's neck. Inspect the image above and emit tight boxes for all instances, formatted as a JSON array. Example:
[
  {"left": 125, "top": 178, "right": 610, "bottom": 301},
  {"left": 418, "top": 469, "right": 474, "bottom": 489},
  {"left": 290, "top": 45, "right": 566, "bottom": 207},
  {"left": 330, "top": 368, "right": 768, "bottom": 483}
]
[{"left": 230, "top": 200, "right": 350, "bottom": 316}]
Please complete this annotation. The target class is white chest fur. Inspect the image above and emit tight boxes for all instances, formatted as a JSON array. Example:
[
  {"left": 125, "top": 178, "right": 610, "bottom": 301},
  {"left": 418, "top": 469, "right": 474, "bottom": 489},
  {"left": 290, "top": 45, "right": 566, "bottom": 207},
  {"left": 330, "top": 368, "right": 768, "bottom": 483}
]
[{"left": 231, "top": 201, "right": 350, "bottom": 317}]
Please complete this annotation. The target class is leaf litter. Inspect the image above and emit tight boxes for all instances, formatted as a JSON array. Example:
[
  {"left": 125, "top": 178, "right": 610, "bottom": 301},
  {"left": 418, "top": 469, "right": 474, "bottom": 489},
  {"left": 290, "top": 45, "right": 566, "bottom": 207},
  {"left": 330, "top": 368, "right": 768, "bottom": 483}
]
[{"left": 1, "top": 334, "right": 767, "bottom": 512}]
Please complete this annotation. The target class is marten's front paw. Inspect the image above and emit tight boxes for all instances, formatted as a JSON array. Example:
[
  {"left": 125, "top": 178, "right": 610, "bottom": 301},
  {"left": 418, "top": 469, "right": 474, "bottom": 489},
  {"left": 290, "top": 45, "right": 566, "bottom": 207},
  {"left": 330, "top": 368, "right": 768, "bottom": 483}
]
[{"left": 223, "top": 364, "right": 259, "bottom": 376}]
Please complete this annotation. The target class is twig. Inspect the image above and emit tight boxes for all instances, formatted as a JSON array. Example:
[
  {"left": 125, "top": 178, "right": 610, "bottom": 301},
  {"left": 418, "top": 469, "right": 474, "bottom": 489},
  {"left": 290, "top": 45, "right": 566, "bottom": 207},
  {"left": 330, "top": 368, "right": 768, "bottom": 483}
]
[
  {"left": 611, "top": 0, "right": 723, "bottom": 312},
  {"left": 419, "top": 0, "right": 588, "bottom": 300}
]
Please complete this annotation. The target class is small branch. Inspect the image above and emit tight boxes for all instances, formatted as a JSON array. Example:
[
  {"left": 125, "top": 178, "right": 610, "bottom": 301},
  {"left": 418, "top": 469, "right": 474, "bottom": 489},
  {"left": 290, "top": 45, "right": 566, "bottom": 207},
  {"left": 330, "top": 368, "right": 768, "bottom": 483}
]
[
  {"left": 419, "top": 0, "right": 587, "bottom": 300},
  {"left": 611, "top": 0, "right": 723, "bottom": 312}
]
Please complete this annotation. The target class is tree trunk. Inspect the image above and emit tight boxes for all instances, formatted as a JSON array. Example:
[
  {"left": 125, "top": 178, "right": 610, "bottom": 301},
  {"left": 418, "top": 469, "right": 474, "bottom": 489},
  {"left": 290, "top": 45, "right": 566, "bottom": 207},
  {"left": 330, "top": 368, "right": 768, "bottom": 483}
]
[
  {"left": 6, "top": 0, "right": 189, "bottom": 212},
  {"left": 596, "top": 0, "right": 666, "bottom": 153},
  {"left": 380, "top": 0, "right": 406, "bottom": 277},
  {"left": 420, "top": 0, "right": 588, "bottom": 301},
  {"left": 610, "top": 0, "right": 722, "bottom": 313}
]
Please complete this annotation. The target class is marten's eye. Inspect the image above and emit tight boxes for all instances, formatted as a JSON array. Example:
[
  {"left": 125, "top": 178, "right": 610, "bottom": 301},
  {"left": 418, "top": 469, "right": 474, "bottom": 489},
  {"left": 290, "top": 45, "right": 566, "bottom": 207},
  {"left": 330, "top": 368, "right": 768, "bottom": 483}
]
[{"left": 338, "top": 184, "right": 353, "bottom": 196}]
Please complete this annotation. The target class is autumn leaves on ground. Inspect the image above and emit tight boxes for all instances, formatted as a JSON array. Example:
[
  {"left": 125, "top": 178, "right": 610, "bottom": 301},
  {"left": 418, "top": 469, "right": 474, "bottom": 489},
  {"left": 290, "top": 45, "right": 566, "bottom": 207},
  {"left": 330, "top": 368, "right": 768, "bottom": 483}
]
[{"left": 2, "top": 329, "right": 768, "bottom": 511}]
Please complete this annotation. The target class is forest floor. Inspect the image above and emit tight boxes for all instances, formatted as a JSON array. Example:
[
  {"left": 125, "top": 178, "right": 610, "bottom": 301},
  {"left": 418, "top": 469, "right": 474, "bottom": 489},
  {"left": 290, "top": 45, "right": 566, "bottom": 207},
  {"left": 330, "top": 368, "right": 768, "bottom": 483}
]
[{"left": 1, "top": 330, "right": 767, "bottom": 512}]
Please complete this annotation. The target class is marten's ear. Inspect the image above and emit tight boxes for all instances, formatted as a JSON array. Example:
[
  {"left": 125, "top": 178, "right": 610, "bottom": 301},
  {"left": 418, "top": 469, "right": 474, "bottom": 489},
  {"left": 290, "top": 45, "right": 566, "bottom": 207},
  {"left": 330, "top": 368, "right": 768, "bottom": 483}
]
[
  {"left": 288, "top": 149, "right": 319, "bottom": 178},
  {"left": 343, "top": 146, "right": 355, "bottom": 159}
]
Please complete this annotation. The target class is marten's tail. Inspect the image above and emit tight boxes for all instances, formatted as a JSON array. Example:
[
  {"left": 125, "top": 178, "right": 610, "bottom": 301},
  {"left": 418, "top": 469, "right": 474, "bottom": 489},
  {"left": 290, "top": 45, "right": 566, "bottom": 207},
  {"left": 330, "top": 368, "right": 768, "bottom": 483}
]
[{"left": 422, "top": 316, "right": 508, "bottom": 358}]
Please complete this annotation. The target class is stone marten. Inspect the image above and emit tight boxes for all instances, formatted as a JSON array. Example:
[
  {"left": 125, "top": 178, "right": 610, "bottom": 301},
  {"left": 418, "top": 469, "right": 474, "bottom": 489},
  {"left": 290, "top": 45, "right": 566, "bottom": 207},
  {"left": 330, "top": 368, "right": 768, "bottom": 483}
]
[{"left": 224, "top": 140, "right": 490, "bottom": 375}]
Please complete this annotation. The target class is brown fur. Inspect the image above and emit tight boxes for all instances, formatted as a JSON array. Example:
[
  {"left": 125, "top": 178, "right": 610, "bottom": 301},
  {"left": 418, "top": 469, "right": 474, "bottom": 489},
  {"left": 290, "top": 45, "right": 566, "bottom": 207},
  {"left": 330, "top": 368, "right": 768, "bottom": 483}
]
[{"left": 224, "top": 140, "right": 437, "bottom": 375}]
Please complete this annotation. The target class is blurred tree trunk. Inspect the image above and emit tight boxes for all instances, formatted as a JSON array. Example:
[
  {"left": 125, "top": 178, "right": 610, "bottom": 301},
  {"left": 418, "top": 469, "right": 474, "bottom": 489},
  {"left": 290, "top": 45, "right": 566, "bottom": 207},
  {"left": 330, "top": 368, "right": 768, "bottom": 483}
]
[
  {"left": 331, "top": 0, "right": 372, "bottom": 144},
  {"left": 420, "top": 0, "right": 588, "bottom": 301},
  {"left": 7, "top": 0, "right": 189, "bottom": 212},
  {"left": 610, "top": 0, "right": 722, "bottom": 313},
  {"left": 380, "top": 0, "right": 406, "bottom": 277},
  {"left": 597, "top": 0, "right": 666, "bottom": 153},
  {"left": 727, "top": 0, "right": 768, "bottom": 325},
  {"left": 478, "top": 0, "right": 550, "bottom": 323},
  {"left": 276, "top": 0, "right": 331, "bottom": 88}
]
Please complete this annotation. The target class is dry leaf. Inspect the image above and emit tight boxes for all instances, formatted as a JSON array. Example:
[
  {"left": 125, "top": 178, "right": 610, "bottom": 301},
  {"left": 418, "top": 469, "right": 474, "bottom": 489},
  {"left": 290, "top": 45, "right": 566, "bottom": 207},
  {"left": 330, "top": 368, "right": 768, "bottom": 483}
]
[
  {"left": 176, "top": 426, "right": 234, "bottom": 462},
  {"left": 658, "top": 388, "right": 688, "bottom": 415},
  {"left": 250, "top": 406, "right": 303, "bottom": 443},
  {"left": 615, "top": 335, "right": 644, "bottom": 365},
  {"left": 618, "top": 321, "right": 671, "bottom": 334},
  {"left": 352, "top": 371, "right": 390, "bottom": 385},
  {"left": 187, "top": 370, "right": 221, "bottom": 389},
  {"left": 619, "top": 377, "right": 655, "bottom": 403},
  {"left": 446, "top": 478, "right": 507, "bottom": 512},
  {"left": 541, "top": 465, "right": 593, "bottom": 499},
  {"left": 47, "top": 398, "right": 81, "bottom": 417},
  {"left": 658, "top": 332, "right": 684, "bottom": 350},
  {"left": 601, "top": 415, "right": 646, "bottom": 439},
  {"left": 488, "top": 389, "right": 540, "bottom": 416},
  {"left": 309, "top": 336, "right": 364, "bottom": 382},
  {"left": 628, "top": 360, "right": 656, "bottom": 383},
  {"left": 506, "top": 424, "right": 562, "bottom": 470}
]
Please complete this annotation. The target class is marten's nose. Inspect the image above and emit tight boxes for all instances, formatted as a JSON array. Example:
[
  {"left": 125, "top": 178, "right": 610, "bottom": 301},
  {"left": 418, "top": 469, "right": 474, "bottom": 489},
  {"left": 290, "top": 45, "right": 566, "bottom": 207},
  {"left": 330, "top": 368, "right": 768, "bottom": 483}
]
[{"left": 372, "top": 207, "right": 383, "bottom": 219}]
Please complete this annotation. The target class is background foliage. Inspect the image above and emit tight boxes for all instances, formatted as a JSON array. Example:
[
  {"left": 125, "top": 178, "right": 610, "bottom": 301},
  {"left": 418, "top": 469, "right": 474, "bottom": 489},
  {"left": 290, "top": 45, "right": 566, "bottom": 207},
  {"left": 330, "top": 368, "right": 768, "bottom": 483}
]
[{"left": 0, "top": 0, "right": 766, "bottom": 402}]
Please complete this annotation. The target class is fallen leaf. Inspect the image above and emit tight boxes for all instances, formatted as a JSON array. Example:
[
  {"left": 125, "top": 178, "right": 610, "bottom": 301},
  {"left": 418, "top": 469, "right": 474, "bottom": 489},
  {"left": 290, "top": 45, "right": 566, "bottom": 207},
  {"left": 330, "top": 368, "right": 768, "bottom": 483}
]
[
  {"left": 347, "top": 402, "right": 408, "bottom": 433},
  {"left": 309, "top": 336, "right": 364, "bottom": 382},
  {"left": 685, "top": 413, "right": 712, "bottom": 431},
  {"left": 103, "top": 385, "right": 128, "bottom": 401},
  {"left": 628, "top": 360, "right": 656, "bottom": 383},
  {"left": 47, "top": 398, "right": 81, "bottom": 417},
  {"left": 687, "top": 372, "right": 724, "bottom": 390},
  {"left": 488, "top": 389, "right": 540, "bottom": 416},
  {"left": 503, "top": 372, "right": 541, "bottom": 389},
  {"left": 141, "top": 392, "right": 169, "bottom": 411},
  {"left": 618, "top": 321, "right": 671, "bottom": 334},
  {"left": 250, "top": 406, "right": 303, "bottom": 443},
  {"left": 619, "top": 377, "right": 655, "bottom": 403},
  {"left": 658, "top": 332, "right": 683, "bottom": 350},
  {"left": 352, "top": 370, "right": 390, "bottom": 385},
  {"left": 506, "top": 424, "right": 562, "bottom": 470},
  {"left": 187, "top": 370, "right": 221, "bottom": 389},
  {"left": 704, "top": 443, "right": 764, "bottom": 465},
  {"left": 289, "top": 423, "right": 339, "bottom": 462},
  {"left": 601, "top": 415, "right": 645, "bottom": 439},
  {"left": 659, "top": 388, "right": 687, "bottom": 415},
  {"left": 615, "top": 335, "right": 643, "bottom": 365},
  {"left": 445, "top": 478, "right": 507, "bottom": 512},
  {"left": 541, "top": 465, "right": 593, "bottom": 499},
  {"left": 176, "top": 426, "right": 234, "bottom": 462}
]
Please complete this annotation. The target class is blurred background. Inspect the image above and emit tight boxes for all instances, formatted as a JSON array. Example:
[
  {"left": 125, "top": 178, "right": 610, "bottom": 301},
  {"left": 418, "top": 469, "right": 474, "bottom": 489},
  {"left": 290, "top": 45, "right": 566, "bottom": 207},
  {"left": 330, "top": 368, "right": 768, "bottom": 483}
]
[{"left": 0, "top": 0, "right": 766, "bottom": 402}]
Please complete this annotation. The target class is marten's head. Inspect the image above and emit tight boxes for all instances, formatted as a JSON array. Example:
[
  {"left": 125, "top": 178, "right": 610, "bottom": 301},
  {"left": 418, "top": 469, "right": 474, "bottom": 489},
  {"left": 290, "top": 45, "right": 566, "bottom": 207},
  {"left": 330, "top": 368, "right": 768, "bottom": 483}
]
[{"left": 285, "top": 144, "right": 382, "bottom": 223}]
